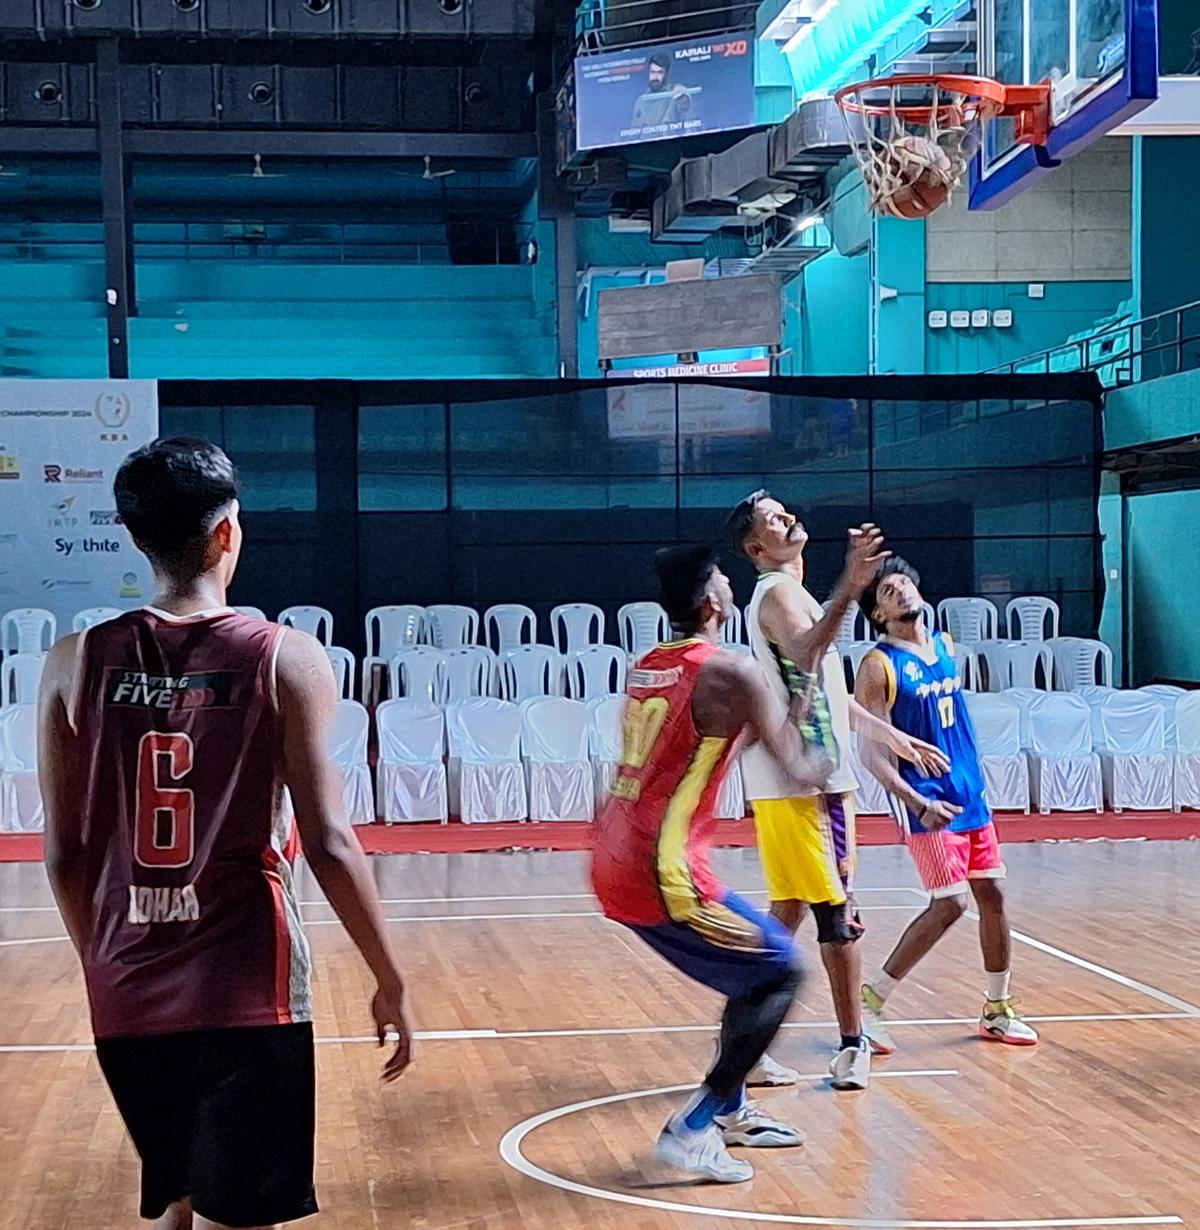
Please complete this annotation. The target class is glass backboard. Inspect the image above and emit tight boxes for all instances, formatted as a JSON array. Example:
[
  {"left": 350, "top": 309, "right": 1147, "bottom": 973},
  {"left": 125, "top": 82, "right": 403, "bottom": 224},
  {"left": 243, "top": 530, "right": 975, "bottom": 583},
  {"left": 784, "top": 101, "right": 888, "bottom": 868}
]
[{"left": 970, "top": 0, "right": 1158, "bottom": 208}]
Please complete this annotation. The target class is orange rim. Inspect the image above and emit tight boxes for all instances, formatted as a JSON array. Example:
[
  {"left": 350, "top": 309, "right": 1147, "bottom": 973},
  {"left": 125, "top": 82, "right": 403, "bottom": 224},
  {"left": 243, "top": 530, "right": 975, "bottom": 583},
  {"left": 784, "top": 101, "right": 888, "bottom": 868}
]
[{"left": 835, "top": 74, "right": 1053, "bottom": 145}]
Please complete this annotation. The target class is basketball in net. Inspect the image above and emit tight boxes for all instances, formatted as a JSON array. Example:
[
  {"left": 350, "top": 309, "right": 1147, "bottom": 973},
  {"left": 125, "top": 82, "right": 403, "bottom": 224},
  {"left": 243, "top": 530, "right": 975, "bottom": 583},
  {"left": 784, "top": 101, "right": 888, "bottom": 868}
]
[{"left": 835, "top": 75, "right": 1052, "bottom": 220}]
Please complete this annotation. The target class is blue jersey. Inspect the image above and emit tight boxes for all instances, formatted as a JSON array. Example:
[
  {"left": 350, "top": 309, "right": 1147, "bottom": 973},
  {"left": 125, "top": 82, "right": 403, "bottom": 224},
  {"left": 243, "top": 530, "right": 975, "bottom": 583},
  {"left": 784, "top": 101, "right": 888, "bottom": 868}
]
[{"left": 867, "top": 633, "right": 990, "bottom": 834}]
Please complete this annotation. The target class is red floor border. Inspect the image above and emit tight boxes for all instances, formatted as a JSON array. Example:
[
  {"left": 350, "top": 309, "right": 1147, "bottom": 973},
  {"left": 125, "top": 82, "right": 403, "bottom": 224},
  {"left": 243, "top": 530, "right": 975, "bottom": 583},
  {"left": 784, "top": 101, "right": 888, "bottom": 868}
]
[{"left": 3, "top": 811, "right": 1198, "bottom": 862}]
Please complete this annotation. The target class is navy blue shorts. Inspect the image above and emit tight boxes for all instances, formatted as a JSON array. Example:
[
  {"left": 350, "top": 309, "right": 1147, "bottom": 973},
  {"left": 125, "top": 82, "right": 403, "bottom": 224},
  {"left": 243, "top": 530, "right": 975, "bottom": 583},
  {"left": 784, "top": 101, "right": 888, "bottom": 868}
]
[{"left": 628, "top": 890, "right": 799, "bottom": 999}]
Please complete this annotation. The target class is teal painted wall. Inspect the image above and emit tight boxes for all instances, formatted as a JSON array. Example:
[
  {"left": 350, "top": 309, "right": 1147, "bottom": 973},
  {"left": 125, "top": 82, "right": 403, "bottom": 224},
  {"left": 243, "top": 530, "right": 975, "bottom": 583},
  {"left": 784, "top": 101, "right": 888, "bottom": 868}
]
[
  {"left": 873, "top": 216, "right": 925, "bottom": 374},
  {"left": 925, "top": 282, "right": 1131, "bottom": 374},
  {"left": 1125, "top": 487, "right": 1200, "bottom": 683},
  {"left": 1105, "top": 366, "right": 1200, "bottom": 449},
  {"left": 1136, "top": 136, "right": 1200, "bottom": 320},
  {"left": 0, "top": 258, "right": 557, "bottom": 379},
  {"left": 779, "top": 249, "right": 870, "bottom": 374}
]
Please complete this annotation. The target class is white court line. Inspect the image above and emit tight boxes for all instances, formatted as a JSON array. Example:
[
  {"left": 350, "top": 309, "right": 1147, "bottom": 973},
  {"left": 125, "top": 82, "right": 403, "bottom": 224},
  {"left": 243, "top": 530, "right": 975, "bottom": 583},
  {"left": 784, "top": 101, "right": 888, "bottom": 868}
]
[
  {"left": 0, "top": 889, "right": 921, "bottom": 916},
  {"left": 0, "top": 935, "right": 67, "bottom": 948},
  {"left": 498, "top": 1080, "right": 1182, "bottom": 1229},
  {"left": 298, "top": 905, "right": 916, "bottom": 927},
  {"left": 897, "top": 887, "right": 1200, "bottom": 1018},
  {"left": 4, "top": 1012, "right": 1194, "bottom": 1054}
]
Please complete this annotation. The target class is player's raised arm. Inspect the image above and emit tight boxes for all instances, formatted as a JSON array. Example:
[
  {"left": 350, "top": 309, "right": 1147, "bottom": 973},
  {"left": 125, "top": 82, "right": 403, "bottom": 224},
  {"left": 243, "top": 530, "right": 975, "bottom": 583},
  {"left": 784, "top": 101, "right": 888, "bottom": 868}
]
[
  {"left": 759, "top": 523, "right": 888, "bottom": 674},
  {"left": 854, "top": 652, "right": 959, "bottom": 830},
  {"left": 38, "top": 632, "right": 90, "bottom": 955},
  {"left": 276, "top": 626, "right": 412, "bottom": 1082}
]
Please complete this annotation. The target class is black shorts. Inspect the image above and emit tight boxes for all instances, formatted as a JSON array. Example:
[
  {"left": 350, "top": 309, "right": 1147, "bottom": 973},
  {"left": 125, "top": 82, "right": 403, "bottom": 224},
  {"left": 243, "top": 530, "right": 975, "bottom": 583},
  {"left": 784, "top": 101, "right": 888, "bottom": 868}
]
[{"left": 95, "top": 1022, "right": 318, "bottom": 1227}]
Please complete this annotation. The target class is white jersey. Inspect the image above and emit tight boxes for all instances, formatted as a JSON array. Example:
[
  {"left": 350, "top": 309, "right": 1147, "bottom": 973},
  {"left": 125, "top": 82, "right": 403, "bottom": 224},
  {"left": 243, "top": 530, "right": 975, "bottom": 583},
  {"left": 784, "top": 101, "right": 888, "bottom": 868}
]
[{"left": 742, "top": 571, "right": 858, "bottom": 800}]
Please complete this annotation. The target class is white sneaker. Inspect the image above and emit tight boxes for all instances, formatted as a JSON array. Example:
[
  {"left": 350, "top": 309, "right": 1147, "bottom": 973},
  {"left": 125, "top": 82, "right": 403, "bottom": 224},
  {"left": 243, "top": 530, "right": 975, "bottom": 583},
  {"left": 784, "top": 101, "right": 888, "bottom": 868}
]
[
  {"left": 715, "top": 1100, "right": 806, "bottom": 1148},
  {"left": 979, "top": 998, "right": 1039, "bottom": 1046},
  {"left": 861, "top": 984, "right": 897, "bottom": 1056},
  {"left": 653, "top": 1121, "right": 754, "bottom": 1183},
  {"left": 746, "top": 1052, "right": 800, "bottom": 1086},
  {"left": 828, "top": 1042, "right": 871, "bottom": 1090}
]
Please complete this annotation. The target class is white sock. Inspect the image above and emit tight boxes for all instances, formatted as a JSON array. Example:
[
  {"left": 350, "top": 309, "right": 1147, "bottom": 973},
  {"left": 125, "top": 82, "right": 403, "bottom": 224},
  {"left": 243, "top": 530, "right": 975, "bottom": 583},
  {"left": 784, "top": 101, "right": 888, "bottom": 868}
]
[
  {"left": 871, "top": 971, "right": 900, "bottom": 1003},
  {"left": 985, "top": 969, "right": 1012, "bottom": 1003}
]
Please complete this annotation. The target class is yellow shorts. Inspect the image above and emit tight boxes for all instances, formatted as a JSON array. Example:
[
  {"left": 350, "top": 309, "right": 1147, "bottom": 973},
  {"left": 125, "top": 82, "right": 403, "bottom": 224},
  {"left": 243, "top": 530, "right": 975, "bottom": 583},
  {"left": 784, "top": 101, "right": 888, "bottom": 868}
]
[{"left": 751, "top": 793, "right": 857, "bottom": 906}]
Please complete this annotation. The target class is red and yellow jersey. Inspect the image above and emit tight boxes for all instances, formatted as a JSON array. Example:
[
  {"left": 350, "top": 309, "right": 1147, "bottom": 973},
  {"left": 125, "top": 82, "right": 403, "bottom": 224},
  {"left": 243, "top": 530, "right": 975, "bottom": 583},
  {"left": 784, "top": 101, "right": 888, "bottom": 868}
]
[{"left": 591, "top": 639, "right": 745, "bottom": 929}]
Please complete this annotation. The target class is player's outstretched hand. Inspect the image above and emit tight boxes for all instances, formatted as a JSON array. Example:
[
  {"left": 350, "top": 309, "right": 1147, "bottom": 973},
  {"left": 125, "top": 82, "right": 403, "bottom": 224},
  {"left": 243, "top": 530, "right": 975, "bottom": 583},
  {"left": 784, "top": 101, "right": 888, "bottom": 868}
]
[
  {"left": 372, "top": 984, "right": 413, "bottom": 1083},
  {"left": 891, "top": 730, "right": 951, "bottom": 777},
  {"left": 844, "top": 523, "right": 889, "bottom": 593},
  {"left": 920, "top": 800, "right": 963, "bottom": 830}
]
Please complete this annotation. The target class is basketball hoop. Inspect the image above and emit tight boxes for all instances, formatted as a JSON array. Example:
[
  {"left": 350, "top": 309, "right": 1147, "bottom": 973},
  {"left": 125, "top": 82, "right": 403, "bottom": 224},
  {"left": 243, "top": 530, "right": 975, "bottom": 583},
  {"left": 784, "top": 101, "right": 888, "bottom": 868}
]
[{"left": 835, "top": 74, "right": 1053, "bottom": 219}]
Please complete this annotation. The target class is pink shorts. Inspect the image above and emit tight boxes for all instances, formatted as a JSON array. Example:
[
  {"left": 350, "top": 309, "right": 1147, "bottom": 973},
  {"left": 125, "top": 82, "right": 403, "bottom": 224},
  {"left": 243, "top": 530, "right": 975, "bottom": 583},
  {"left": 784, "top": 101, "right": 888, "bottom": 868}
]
[{"left": 905, "top": 822, "right": 1006, "bottom": 899}]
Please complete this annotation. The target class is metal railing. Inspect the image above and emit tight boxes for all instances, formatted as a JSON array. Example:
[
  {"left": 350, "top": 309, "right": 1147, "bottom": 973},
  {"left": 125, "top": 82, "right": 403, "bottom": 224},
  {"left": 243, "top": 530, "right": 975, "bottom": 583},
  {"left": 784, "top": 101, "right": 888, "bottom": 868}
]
[
  {"left": 987, "top": 298, "right": 1200, "bottom": 389},
  {"left": 575, "top": 0, "right": 757, "bottom": 52}
]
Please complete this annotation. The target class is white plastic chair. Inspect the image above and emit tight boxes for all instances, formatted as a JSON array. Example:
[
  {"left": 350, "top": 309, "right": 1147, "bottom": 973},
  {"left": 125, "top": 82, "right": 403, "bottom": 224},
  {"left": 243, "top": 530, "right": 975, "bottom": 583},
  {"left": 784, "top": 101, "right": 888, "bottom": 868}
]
[
  {"left": 714, "top": 756, "right": 747, "bottom": 820},
  {"left": 720, "top": 606, "right": 747, "bottom": 649},
  {"left": 1001, "top": 687, "right": 1042, "bottom": 750},
  {"left": 326, "top": 647, "right": 355, "bottom": 700},
  {"left": 278, "top": 605, "right": 333, "bottom": 646},
  {"left": 841, "top": 642, "right": 877, "bottom": 692},
  {"left": 389, "top": 647, "right": 448, "bottom": 703},
  {"left": 1, "top": 653, "right": 46, "bottom": 707},
  {"left": 1, "top": 609, "right": 56, "bottom": 655},
  {"left": 1172, "top": 693, "right": 1200, "bottom": 811},
  {"left": 552, "top": 603, "right": 605, "bottom": 654},
  {"left": 822, "top": 599, "right": 867, "bottom": 647},
  {"left": 500, "top": 645, "right": 564, "bottom": 702},
  {"left": 589, "top": 694, "right": 625, "bottom": 799},
  {"left": 232, "top": 605, "right": 266, "bottom": 621},
  {"left": 618, "top": 602, "right": 670, "bottom": 659},
  {"left": 363, "top": 605, "right": 425, "bottom": 705},
  {"left": 1047, "top": 637, "right": 1114, "bottom": 691},
  {"left": 999, "top": 641, "right": 1054, "bottom": 690},
  {"left": 440, "top": 646, "right": 497, "bottom": 704},
  {"left": 1094, "top": 692, "right": 1172, "bottom": 812},
  {"left": 485, "top": 604, "right": 537, "bottom": 657},
  {"left": 1139, "top": 685, "right": 1186, "bottom": 749},
  {"left": 0, "top": 705, "right": 42, "bottom": 832},
  {"left": 1026, "top": 692, "right": 1103, "bottom": 814},
  {"left": 424, "top": 604, "right": 479, "bottom": 650},
  {"left": 327, "top": 700, "right": 375, "bottom": 825},
  {"left": 72, "top": 607, "right": 123, "bottom": 632},
  {"left": 1006, "top": 596, "right": 1060, "bottom": 641},
  {"left": 566, "top": 645, "right": 627, "bottom": 701},
  {"left": 522, "top": 697, "right": 595, "bottom": 822},
  {"left": 376, "top": 699, "right": 448, "bottom": 824},
  {"left": 449, "top": 699, "right": 527, "bottom": 823},
  {"left": 965, "top": 692, "right": 1029, "bottom": 813},
  {"left": 937, "top": 598, "right": 998, "bottom": 645},
  {"left": 847, "top": 732, "right": 890, "bottom": 815}
]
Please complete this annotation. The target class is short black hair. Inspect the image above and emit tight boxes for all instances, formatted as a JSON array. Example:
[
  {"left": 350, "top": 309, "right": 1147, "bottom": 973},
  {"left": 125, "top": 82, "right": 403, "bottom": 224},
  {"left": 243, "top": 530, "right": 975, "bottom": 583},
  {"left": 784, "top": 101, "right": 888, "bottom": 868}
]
[
  {"left": 656, "top": 543, "right": 719, "bottom": 634},
  {"left": 859, "top": 556, "right": 921, "bottom": 633},
  {"left": 115, "top": 438, "right": 239, "bottom": 579},
  {"left": 724, "top": 488, "right": 772, "bottom": 558},
  {"left": 649, "top": 51, "right": 670, "bottom": 71}
]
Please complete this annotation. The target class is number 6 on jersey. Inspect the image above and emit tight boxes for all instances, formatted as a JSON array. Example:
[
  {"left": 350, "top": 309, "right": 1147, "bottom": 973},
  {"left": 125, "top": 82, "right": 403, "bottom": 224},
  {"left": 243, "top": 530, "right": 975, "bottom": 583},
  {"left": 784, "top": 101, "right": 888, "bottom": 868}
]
[{"left": 135, "top": 732, "right": 196, "bottom": 868}]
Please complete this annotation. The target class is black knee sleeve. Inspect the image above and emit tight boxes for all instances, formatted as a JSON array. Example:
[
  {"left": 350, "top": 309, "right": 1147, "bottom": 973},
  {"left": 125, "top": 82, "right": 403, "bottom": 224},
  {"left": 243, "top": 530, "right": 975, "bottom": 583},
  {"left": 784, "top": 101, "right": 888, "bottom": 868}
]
[{"left": 812, "top": 901, "right": 864, "bottom": 945}]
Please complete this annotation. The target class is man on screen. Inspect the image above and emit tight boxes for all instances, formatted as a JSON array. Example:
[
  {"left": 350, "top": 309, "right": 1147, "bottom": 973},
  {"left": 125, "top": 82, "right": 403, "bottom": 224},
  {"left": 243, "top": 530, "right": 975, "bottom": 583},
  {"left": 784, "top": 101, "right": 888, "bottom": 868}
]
[{"left": 632, "top": 51, "right": 698, "bottom": 130}]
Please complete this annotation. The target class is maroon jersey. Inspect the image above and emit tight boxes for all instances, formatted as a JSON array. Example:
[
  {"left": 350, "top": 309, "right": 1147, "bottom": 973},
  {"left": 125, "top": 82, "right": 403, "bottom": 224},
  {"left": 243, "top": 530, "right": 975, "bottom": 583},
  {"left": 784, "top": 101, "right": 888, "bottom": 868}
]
[{"left": 71, "top": 606, "right": 312, "bottom": 1040}]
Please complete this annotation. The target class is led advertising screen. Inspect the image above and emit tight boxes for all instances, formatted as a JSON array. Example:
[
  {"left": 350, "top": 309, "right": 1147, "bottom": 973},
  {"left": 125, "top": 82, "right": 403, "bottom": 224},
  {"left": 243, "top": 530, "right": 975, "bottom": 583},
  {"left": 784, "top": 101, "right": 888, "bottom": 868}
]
[{"left": 575, "top": 32, "right": 755, "bottom": 151}]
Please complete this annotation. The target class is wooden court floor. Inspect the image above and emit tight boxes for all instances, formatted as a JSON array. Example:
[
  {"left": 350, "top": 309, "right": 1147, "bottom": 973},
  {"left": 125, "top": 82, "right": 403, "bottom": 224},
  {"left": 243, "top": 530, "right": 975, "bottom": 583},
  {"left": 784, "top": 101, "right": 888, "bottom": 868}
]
[{"left": 3, "top": 839, "right": 1199, "bottom": 1230}]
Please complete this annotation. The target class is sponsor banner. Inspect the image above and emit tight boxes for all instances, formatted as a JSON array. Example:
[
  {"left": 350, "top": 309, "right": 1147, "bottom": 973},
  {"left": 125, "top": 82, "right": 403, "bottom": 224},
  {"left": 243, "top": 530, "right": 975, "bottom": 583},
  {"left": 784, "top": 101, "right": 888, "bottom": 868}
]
[
  {"left": 575, "top": 32, "right": 755, "bottom": 151},
  {"left": 607, "top": 382, "right": 771, "bottom": 441},
  {"left": 606, "top": 358, "right": 772, "bottom": 380},
  {"left": 0, "top": 380, "right": 158, "bottom": 630}
]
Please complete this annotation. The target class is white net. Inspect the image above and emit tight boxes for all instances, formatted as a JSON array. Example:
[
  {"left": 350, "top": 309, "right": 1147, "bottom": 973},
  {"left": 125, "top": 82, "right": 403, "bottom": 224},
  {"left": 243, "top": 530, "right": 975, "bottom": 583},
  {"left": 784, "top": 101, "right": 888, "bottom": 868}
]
[{"left": 840, "top": 81, "right": 997, "bottom": 219}]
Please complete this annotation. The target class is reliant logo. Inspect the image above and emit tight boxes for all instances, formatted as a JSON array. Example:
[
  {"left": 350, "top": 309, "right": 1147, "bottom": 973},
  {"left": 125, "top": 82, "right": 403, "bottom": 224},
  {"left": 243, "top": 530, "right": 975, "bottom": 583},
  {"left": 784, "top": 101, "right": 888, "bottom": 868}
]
[
  {"left": 45, "top": 464, "right": 103, "bottom": 483},
  {"left": 55, "top": 536, "right": 121, "bottom": 557}
]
